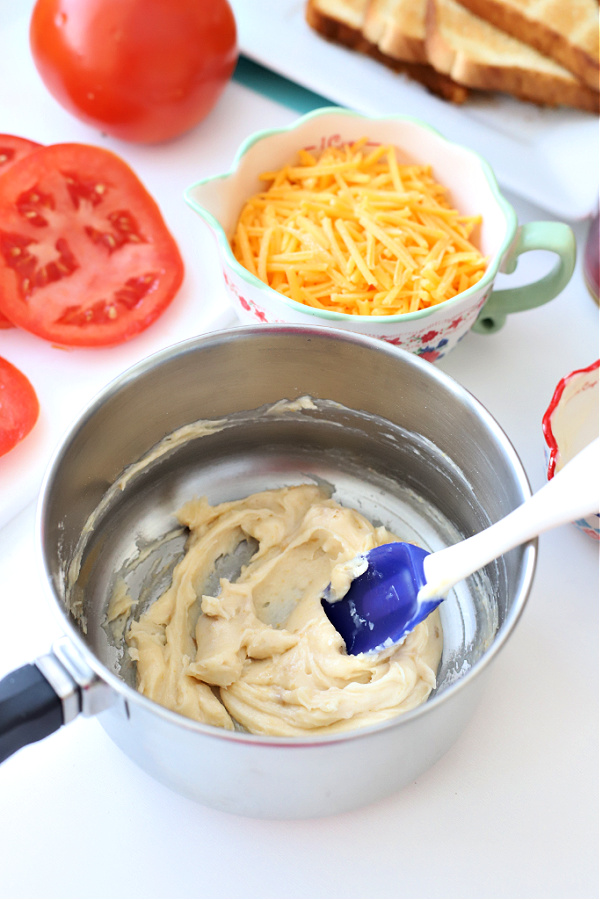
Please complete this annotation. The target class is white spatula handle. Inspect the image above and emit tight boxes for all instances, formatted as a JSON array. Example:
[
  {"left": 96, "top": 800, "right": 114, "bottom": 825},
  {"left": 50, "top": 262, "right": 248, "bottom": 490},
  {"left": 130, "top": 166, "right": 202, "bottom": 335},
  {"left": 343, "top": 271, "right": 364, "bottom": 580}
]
[{"left": 420, "top": 437, "right": 600, "bottom": 601}]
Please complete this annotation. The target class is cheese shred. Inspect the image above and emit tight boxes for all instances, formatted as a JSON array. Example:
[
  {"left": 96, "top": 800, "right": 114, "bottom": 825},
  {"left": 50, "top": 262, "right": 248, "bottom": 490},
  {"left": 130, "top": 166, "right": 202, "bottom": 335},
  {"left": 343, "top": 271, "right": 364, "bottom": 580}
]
[{"left": 230, "top": 139, "right": 487, "bottom": 316}]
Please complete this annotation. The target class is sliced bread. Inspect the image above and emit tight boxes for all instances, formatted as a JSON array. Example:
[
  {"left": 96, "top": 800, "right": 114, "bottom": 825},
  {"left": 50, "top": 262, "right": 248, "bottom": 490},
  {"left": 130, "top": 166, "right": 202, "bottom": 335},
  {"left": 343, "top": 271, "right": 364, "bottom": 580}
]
[
  {"left": 453, "top": 0, "right": 599, "bottom": 91},
  {"left": 425, "top": 0, "right": 600, "bottom": 112},
  {"left": 305, "top": 0, "right": 469, "bottom": 101},
  {"left": 362, "top": 0, "right": 429, "bottom": 63}
]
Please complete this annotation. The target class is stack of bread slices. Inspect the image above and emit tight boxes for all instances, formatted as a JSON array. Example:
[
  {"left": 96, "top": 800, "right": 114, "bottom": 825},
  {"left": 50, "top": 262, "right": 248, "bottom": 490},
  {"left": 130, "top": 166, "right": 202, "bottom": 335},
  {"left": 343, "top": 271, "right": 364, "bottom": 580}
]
[{"left": 305, "top": 0, "right": 599, "bottom": 113}]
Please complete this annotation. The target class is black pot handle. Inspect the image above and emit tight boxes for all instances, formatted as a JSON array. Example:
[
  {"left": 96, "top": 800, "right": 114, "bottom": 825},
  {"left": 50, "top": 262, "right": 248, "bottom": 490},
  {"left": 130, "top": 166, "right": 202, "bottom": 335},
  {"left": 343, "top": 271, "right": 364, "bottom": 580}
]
[
  {"left": 0, "top": 664, "right": 63, "bottom": 764},
  {"left": 0, "top": 638, "right": 111, "bottom": 764}
]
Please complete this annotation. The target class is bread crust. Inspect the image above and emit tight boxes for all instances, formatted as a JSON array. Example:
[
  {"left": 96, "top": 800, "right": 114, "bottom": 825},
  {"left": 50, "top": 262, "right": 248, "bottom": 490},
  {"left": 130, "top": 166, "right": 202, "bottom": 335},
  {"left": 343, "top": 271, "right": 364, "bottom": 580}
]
[
  {"left": 454, "top": 0, "right": 599, "bottom": 90},
  {"left": 306, "top": 0, "right": 371, "bottom": 52}
]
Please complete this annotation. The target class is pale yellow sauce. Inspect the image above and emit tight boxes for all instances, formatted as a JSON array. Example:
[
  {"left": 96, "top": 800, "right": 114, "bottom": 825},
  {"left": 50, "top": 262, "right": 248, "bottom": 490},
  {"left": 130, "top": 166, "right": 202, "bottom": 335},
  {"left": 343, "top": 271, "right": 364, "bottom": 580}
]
[{"left": 121, "top": 484, "right": 443, "bottom": 736}]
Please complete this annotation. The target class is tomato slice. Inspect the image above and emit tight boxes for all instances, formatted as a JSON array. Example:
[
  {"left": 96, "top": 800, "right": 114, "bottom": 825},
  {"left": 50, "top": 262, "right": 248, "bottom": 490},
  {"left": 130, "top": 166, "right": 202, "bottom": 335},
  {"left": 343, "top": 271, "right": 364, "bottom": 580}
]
[
  {"left": 0, "top": 357, "right": 40, "bottom": 456},
  {"left": 0, "top": 134, "right": 42, "bottom": 175},
  {"left": 0, "top": 143, "right": 184, "bottom": 346},
  {"left": 0, "top": 135, "right": 44, "bottom": 328}
]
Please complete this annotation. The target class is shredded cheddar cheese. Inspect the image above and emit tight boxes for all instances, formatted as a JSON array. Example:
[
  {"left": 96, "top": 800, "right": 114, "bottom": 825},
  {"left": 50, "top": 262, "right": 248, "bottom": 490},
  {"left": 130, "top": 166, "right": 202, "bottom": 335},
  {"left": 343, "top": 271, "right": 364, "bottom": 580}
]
[{"left": 230, "top": 139, "right": 487, "bottom": 316}]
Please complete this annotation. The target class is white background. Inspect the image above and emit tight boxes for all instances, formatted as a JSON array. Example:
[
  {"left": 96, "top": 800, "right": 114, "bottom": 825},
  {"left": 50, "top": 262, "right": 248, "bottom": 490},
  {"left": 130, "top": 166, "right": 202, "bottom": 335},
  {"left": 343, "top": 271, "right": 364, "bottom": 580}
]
[{"left": 0, "top": 1, "right": 598, "bottom": 898}]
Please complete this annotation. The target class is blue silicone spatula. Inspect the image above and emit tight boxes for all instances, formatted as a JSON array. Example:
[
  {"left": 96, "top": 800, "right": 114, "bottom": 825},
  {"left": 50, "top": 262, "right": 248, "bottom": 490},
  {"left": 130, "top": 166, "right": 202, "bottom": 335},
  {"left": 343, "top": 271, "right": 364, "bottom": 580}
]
[{"left": 323, "top": 437, "right": 600, "bottom": 655}]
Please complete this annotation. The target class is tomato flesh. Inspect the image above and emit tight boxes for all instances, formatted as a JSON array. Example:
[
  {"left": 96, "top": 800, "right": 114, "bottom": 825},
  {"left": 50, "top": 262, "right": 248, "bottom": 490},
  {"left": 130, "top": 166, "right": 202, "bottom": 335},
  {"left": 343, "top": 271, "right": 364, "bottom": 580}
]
[
  {"left": 30, "top": 0, "right": 238, "bottom": 144},
  {"left": 0, "top": 143, "right": 184, "bottom": 346},
  {"left": 0, "top": 135, "right": 43, "bottom": 328},
  {"left": 0, "top": 357, "right": 40, "bottom": 456}
]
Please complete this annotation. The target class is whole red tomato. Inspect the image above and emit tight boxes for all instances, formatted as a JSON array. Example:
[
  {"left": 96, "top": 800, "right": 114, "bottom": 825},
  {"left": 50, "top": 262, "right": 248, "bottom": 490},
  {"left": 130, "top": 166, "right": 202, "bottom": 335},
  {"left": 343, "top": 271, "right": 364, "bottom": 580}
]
[{"left": 29, "top": 0, "right": 238, "bottom": 144}]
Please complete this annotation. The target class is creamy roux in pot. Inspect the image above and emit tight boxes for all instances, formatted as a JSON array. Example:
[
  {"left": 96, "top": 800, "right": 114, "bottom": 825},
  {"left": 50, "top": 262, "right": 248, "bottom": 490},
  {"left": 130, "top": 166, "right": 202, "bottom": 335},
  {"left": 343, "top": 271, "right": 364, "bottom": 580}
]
[{"left": 119, "top": 484, "right": 443, "bottom": 736}]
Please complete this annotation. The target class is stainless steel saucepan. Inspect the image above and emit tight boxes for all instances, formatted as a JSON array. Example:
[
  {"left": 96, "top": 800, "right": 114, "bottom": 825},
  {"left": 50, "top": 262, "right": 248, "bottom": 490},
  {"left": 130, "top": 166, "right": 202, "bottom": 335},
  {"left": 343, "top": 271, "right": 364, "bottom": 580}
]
[{"left": 0, "top": 325, "right": 535, "bottom": 818}]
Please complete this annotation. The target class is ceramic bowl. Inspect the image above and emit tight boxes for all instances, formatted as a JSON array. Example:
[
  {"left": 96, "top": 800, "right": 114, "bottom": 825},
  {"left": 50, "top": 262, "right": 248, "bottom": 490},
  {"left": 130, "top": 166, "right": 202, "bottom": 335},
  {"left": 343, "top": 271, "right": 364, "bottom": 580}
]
[
  {"left": 185, "top": 107, "right": 575, "bottom": 362},
  {"left": 543, "top": 359, "right": 600, "bottom": 539}
]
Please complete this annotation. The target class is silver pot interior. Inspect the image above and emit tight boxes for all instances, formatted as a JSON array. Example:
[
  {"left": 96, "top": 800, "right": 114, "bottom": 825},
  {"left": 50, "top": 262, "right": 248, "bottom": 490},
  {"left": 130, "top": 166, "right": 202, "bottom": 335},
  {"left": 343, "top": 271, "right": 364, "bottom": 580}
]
[{"left": 40, "top": 325, "right": 534, "bottom": 716}]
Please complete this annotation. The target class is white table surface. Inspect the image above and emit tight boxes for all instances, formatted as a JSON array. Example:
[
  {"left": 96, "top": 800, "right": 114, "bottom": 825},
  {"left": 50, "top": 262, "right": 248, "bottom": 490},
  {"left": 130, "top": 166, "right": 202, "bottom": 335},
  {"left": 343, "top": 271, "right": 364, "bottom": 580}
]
[{"left": 0, "top": 2, "right": 599, "bottom": 898}]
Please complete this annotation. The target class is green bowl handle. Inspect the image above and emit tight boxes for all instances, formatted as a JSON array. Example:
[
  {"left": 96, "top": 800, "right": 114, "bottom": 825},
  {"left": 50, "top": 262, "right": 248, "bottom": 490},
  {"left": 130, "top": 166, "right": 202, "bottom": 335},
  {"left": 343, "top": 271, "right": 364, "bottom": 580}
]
[{"left": 473, "top": 221, "right": 576, "bottom": 334}]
